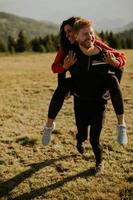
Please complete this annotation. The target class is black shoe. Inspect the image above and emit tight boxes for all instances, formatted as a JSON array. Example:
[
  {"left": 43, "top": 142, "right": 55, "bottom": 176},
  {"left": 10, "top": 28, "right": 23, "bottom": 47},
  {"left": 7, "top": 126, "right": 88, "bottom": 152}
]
[
  {"left": 95, "top": 162, "right": 104, "bottom": 175},
  {"left": 76, "top": 141, "right": 84, "bottom": 154}
]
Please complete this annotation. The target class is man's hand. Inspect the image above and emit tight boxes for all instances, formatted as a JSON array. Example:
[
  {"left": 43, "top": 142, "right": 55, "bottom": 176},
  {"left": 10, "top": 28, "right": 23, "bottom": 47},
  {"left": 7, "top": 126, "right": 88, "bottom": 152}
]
[{"left": 63, "top": 51, "right": 77, "bottom": 70}]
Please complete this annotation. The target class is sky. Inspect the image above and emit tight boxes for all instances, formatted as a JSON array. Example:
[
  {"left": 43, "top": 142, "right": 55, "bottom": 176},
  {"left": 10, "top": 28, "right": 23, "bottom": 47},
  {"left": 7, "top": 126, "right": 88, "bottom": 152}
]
[{"left": 0, "top": 0, "right": 133, "bottom": 29}]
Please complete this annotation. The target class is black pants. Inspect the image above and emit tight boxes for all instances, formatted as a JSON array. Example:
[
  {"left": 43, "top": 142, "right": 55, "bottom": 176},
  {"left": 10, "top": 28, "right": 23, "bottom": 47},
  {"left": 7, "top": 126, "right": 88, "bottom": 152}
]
[
  {"left": 109, "top": 66, "right": 124, "bottom": 82},
  {"left": 74, "top": 96, "right": 106, "bottom": 165},
  {"left": 48, "top": 68, "right": 124, "bottom": 119},
  {"left": 48, "top": 77, "right": 73, "bottom": 119},
  {"left": 107, "top": 74, "right": 124, "bottom": 115}
]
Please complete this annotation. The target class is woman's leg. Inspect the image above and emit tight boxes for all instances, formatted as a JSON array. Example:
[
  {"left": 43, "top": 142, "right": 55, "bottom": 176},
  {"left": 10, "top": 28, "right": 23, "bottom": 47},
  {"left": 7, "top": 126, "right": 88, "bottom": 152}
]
[
  {"left": 107, "top": 73, "right": 127, "bottom": 145},
  {"left": 47, "top": 85, "right": 67, "bottom": 126},
  {"left": 42, "top": 85, "right": 68, "bottom": 145},
  {"left": 107, "top": 74, "right": 125, "bottom": 125},
  {"left": 45, "top": 72, "right": 66, "bottom": 127},
  {"left": 46, "top": 72, "right": 73, "bottom": 127},
  {"left": 113, "top": 67, "right": 124, "bottom": 83},
  {"left": 42, "top": 75, "right": 72, "bottom": 145},
  {"left": 109, "top": 66, "right": 124, "bottom": 83}
]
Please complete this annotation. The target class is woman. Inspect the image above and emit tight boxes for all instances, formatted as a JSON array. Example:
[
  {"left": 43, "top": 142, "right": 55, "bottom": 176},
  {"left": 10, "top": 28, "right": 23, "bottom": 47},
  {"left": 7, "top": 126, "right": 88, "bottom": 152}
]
[{"left": 42, "top": 17, "right": 127, "bottom": 148}]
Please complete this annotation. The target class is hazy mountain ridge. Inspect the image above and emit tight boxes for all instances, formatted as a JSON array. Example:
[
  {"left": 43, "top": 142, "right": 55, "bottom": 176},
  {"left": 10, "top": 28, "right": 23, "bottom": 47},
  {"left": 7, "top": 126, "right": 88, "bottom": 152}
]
[
  {"left": 0, "top": 12, "right": 59, "bottom": 41},
  {"left": 113, "top": 21, "right": 133, "bottom": 33}
]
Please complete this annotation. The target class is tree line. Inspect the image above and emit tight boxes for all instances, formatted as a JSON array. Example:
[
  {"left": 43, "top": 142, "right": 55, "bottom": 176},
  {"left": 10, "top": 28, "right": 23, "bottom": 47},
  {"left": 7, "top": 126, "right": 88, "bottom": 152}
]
[
  {"left": 0, "top": 31, "right": 60, "bottom": 53},
  {"left": 0, "top": 29, "right": 133, "bottom": 53},
  {"left": 99, "top": 30, "right": 133, "bottom": 49}
]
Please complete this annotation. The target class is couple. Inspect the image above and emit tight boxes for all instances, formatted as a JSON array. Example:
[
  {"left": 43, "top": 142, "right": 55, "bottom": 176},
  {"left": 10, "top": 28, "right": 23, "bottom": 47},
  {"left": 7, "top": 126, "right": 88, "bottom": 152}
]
[{"left": 42, "top": 17, "right": 127, "bottom": 173}]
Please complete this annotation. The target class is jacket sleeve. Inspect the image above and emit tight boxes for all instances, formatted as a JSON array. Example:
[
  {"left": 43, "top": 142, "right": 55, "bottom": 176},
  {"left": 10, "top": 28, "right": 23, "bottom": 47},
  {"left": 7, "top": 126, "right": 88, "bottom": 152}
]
[
  {"left": 95, "top": 40, "right": 127, "bottom": 68},
  {"left": 51, "top": 49, "right": 66, "bottom": 73}
]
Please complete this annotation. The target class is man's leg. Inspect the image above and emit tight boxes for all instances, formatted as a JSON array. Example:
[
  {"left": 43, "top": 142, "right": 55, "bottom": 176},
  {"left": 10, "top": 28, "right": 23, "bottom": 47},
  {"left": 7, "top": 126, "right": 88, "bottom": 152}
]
[
  {"left": 89, "top": 124, "right": 103, "bottom": 171},
  {"left": 74, "top": 97, "right": 88, "bottom": 154},
  {"left": 89, "top": 104, "right": 106, "bottom": 173}
]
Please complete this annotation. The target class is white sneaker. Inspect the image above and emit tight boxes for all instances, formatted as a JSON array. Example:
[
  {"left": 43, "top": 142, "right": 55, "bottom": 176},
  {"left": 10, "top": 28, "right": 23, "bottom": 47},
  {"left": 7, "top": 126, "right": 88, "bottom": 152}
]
[
  {"left": 117, "top": 124, "right": 128, "bottom": 145},
  {"left": 42, "top": 122, "right": 55, "bottom": 145}
]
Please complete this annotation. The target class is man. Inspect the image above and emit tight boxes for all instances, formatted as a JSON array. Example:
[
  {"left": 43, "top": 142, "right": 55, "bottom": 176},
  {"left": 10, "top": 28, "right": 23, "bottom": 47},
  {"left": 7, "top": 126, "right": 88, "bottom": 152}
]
[{"left": 64, "top": 19, "right": 127, "bottom": 173}]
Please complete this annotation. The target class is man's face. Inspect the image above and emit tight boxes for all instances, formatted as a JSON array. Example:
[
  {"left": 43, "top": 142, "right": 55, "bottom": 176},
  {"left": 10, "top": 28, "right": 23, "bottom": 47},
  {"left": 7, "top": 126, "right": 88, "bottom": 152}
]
[{"left": 75, "top": 26, "right": 95, "bottom": 48}]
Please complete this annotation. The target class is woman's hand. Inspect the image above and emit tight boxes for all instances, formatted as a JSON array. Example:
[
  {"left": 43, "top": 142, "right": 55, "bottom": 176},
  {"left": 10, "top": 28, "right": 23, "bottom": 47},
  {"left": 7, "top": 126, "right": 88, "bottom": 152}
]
[
  {"left": 63, "top": 51, "right": 77, "bottom": 70},
  {"left": 103, "top": 51, "right": 119, "bottom": 67}
]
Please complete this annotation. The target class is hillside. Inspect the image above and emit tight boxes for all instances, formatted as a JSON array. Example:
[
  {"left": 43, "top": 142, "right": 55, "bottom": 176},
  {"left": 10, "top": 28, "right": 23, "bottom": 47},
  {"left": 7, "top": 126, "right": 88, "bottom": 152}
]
[{"left": 0, "top": 12, "right": 59, "bottom": 41}]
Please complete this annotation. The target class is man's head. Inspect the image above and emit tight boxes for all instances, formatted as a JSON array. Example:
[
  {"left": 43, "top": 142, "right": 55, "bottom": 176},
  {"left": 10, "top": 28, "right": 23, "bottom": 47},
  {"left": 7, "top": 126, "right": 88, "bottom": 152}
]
[{"left": 73, "top": 19, "right": 95, "bottom": 49}]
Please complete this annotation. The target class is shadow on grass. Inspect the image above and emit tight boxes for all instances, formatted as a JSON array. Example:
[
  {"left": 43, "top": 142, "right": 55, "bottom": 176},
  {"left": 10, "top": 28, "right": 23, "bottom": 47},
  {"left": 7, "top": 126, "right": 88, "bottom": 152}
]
[
  {"left": 0, "top": 154, "right": 78, "bottom": 198},
  {"left": 10, "top": 167, "right": 95, "bottom": 200}
]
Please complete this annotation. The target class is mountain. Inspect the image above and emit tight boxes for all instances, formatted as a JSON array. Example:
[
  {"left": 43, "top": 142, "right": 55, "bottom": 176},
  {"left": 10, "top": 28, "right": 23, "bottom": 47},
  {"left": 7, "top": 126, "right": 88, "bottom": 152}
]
[
  {"left": 113, "top": 21, "right": 133, "bottom": 33},
  {"left": 0, "top": 12, "right": 59, "bottom": 41},
  {"left": 95, "top": 18, "right": 131, "bottom": 32}
]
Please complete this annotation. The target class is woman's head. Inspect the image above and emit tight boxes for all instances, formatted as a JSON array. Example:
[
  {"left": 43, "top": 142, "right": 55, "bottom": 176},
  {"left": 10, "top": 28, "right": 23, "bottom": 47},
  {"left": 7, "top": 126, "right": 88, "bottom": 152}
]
[{"left": 60, "top": 16, "right": 80, "bottom": 51}]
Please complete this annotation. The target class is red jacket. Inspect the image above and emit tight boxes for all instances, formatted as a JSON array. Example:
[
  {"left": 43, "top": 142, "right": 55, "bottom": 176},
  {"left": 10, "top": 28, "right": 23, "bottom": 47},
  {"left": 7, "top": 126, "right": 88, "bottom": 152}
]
[{"left": 52, "top": 41, "right": 126, "bottom": 73}]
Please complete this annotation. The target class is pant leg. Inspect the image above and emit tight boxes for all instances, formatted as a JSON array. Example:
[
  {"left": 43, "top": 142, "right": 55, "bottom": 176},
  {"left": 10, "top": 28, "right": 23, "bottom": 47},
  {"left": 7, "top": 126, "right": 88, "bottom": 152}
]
[
  {"left": 74, "top": 97, "right": 88, "bottom": 142},
  {"left": 107, "top": 74, "right": 124, "bottom": 115},
  {"left": 89, "top": 124, "right": 103, "bottom": 166},
  {"left": 89, "top": 108, "right": 105, "bottom": 166},
  {"left": 109, "top": 66, "right": 124, "bottom": 83},
  {"left": 57, "top": 71, "right": 66, "bottom": 85},
  {"left": 48, "top": 87, "right": 65, "bottom": 119},
  {"left": 76, "top": 125, "right": 88, "bottom": 143},
  {"left": 48, "top": 78, "right": 72, "bottom": 119},
  {"left": 114, "top": 68, "right": 124, "bottom": 83}
]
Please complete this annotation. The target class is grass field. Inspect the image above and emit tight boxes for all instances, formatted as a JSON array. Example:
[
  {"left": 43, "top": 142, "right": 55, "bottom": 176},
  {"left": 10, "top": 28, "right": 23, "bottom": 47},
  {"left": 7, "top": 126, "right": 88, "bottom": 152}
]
[{"left": 0, "top": 50, "right": 132, "bottom": 200}]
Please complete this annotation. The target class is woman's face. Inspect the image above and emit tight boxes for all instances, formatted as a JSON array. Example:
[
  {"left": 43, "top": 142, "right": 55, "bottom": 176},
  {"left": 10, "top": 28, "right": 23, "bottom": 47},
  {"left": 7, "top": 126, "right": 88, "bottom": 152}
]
[{"left": 64, "top": 24, "right": 75, "bottom": 44}]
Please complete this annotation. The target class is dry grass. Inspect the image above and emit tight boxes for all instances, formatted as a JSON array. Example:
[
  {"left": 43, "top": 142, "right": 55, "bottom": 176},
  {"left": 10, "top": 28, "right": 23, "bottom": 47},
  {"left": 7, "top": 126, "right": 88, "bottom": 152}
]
[{"left": 0, "top": 51, "right": 132, "bottom": 200}]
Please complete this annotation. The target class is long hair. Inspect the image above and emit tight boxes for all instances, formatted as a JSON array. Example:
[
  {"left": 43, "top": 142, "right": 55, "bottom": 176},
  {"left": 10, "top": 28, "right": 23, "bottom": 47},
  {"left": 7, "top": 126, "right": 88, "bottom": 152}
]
[{"left": 60, "top": 17, "right": 80, "bottom": 53}]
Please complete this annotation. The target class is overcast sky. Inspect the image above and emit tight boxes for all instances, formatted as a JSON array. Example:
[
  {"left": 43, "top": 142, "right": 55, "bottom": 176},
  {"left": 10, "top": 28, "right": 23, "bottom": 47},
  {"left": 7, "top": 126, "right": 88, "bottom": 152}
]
[{"left": 0, "top": 0, "right": 133, "bottom": 27}]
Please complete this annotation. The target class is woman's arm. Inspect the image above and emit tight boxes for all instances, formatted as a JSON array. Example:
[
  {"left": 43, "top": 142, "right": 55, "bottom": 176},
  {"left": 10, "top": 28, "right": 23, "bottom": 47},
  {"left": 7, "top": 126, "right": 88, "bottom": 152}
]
[
  {"left": 51, "top": 49, "right": 66, "bottom": 73},
  {"left": 95, "top": 40, "right": 127, "bottom": 68}
]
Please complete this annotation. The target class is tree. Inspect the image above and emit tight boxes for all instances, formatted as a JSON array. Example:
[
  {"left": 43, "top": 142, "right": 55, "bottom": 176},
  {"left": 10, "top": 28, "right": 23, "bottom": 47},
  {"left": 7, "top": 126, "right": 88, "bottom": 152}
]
[
  {"left": 120, "top": 39, "right": 127, "bottom": 49},
  {"left": 126, "top": 38, "right": 133, "bottom": 49},
  {"left": 107, "top": 31, "right": 118, "bottom": 48},
  {"left": 44, "top": 34, "right": 57, "bottom": 52},
  {"left": 0, "top": 38, "right": 7, "bottom": 52},
  {"left": 99, "top": 31, "right": 105, "bottom": 41},
  {"left": 16, "top": 31, "right": 28, "bottom": 52},
  {"left": 8, "top": 36, "right": 16, "bottom": 53},
  {"left": 31, "top": 37, "right": 45, "bottom": 52}
]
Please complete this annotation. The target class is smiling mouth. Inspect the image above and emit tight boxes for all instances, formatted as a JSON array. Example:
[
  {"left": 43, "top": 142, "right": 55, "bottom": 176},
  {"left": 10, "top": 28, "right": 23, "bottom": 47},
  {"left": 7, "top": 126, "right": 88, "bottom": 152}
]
[
  {"left": 68, "top": 37, "right": 72, "bottom": 41},
  {"left": 68, "top": 37, "right": 75, "bottom": 44},
  {"left": 85, "top": 39, "right": 94, "bottom": 43}
]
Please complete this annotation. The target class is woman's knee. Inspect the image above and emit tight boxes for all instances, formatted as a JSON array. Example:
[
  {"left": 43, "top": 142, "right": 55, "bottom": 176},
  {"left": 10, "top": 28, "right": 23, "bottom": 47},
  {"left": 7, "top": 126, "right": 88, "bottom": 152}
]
[
  {"left": 53, "top": 85, "right": 68, "bottom": 99},
  {"left": 109, "top": 75, "right": 118, "bottom": 85},
  {"left": 108, "top": 75, "right": 121, "bottom": 95}
]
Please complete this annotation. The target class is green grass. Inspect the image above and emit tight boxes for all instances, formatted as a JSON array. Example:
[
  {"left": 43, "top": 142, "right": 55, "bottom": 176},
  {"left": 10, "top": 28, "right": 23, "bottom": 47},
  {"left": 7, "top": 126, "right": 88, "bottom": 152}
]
[{"left": 0, "top": 51, "right": 132, "bottom": 200}]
